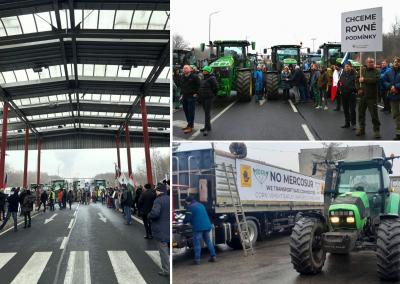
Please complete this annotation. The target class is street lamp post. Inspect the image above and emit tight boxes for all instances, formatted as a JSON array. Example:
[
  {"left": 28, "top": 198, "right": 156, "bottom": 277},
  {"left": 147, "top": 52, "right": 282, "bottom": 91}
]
[
  {"left": 209, "top": 11, "right": 221, "bottom": 43},
  {"left": 311, "top": 38, "right": 317, "bottom": 53}
]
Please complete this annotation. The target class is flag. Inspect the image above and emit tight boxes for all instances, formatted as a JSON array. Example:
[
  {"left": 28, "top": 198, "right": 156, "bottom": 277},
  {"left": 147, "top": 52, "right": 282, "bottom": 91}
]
[
  {"left": 127, "top": 173, "right": 138, "bottom": 189},
  {"left": 114, "top": 163, "right": 121, "bottom": 178},
  {"left": 330, "top": 85, "right": 337, "bottom": 102},
  {"left": 340, "top": 52, "right": 350, "bottom": 66}
]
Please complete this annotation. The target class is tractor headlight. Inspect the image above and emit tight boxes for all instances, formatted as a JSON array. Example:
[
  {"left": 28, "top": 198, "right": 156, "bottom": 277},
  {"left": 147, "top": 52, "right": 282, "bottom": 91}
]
[
  {"left": 346, "top": 217, "right": 355, "bottom": 223},
  {"left": 330, "top": 216, "right": 340, "bottom": 223}
]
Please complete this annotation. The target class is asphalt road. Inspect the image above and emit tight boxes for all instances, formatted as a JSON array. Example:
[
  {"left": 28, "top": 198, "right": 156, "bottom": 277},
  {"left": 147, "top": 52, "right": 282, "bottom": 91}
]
[
  {"left": 173, "top": 97, "right": 397, "bottom": 141},
  {"left": 172, "top": 233, "right": 387, "bottom": 284},
  {"left": 0, "top": 202, "right": 168, "bottom": 284}
]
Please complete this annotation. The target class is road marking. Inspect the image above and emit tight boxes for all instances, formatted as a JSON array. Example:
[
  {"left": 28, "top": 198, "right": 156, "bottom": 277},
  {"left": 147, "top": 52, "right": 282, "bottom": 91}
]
[
  {"left": 0, "top": 252, "right": 16, "bottom": 270},
  {"left": 0, "top": 213, "right": 39, "bottom": 236},
  {"left": 98, "top": 213, "right": 107, "bottom": 223},
  {"left": 60, "top": 237, "right": 68, "bottom": 250},
  {"left": 74, "top": 210, "right": 78, "bottom": 217},
  {"left": 145, "top": 251, "right": 162, "bottom": 269},
  {"left": 288, "top": 99, "right": 298, "bottom": 112},
  {"left": 301, "top": 124, "right": 316, "bottom": 141},
  {"left": 107, "top": 251, "right": 146, "bottom": 284},
  {"left": 377, "top": 104, "right": 384, "bottom": 109},
  {"left": 68, "top": 219, "right": 74, "bottom": 229},
  {"left": 173, "top": 120, "right": 204, "bottom": 130},
  {"left": 11, "top": 252, "right": 52, "bottom": 284},
  {"left": 131, "top": 214, "right": 144, "bottom": 225},
  {"left": 189, "top": 100, "right": 237, "bottom": 140},
  {"left": 64, "top": 251, "right": 91, "bottom": 284},
  {"left": 44, "top": 213, "right": 58, "bottom": 224}
]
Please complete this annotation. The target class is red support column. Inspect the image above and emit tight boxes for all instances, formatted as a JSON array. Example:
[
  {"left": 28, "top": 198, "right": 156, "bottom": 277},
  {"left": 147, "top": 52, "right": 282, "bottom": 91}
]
[
  {"left": 140, "top": 97, "right": 153, "bottom": 186},
  {"left": 116, "top": 136, "right": 121, "bottom": 176},
  {"left": 125, "top": 124, "right": 132, "bottom": 177},
  {"left": 23, "top": 127, "right": 29, "bottom": 188},
  {"left": 36, "top": 138, "right": 41, "bottom": 185},
  {"left": 0, "top": 101, "right": 9, "bottom": 189}
]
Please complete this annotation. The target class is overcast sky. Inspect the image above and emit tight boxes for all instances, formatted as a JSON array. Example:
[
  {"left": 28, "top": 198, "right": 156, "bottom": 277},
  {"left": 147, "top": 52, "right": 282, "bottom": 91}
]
[
  {"left": 5, "top": 147, "right": 169, "bottom": 178},
  {"left": 176, "top": 142, "right": 400, "bottom": 176},
  {"left": 172, "top": 0, "right": 398, "bottom": 53}
]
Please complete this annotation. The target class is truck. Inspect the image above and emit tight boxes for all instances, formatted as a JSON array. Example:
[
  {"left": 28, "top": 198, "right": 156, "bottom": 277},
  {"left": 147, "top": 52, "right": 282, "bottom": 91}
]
[{"left": 172, "top": 145, "right": 324, "bottom": 250}]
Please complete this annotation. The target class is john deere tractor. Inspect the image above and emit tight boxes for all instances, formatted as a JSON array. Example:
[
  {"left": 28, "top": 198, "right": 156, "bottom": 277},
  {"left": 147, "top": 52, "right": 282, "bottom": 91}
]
[
  {"left": 290, "top": 155, "right": 400, "bottom": 281},
  {"left": 201, "top": 40, "right": 256, "bottom": 102},
  {"left": 173, "top": 48, "right": 197, "bottom": 71},
  {"left": 318, "top": 42, "right": 361, "bottom": 68}
]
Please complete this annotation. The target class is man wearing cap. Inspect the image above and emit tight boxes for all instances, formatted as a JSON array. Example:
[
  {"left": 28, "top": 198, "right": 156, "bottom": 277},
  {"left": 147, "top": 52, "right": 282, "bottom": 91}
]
[
  {"left": 184, "top": 196, "right": 216, "bottom": 265},
  {"left": 383, "top": 57, "right": 400, "bottom": 140},
  {"left": 199, "top": 65, "right": 218, "bottom": 136},
  {"left": 148, "top": 183, "right": 170, "bottom": 277}
]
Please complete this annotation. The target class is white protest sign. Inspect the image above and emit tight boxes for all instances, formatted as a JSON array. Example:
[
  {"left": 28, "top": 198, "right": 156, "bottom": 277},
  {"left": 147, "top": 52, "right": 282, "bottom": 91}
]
[
  {"left": 341, "top": 7, "right": 382, "bottom": 52},
  {"left": 236, "top": 159, "right": 324, "bottom": 203}
]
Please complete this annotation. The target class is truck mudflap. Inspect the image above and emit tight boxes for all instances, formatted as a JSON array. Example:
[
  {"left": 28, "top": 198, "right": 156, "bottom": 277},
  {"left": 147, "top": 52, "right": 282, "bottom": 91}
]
[{"left": 322, "top": 231, "right": 358, "bottom": 253}]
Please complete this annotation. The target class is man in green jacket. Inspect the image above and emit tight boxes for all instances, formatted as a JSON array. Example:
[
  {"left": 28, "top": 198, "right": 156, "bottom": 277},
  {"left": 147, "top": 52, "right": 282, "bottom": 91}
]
[{"left": 356, "top": 57, "right": 381, "bottom": 138}]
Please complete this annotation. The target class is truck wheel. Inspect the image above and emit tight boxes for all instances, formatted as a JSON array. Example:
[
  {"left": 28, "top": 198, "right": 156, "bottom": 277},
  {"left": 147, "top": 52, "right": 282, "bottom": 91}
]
[
  {"left": 290, "top": 217, "right": 326, "bottom": 275},
  {"left": 227, "top": 219, "right": 258, "bottom": 249},
  {"left": 377, "top": 218, "right": 400, "bottom": 281},
  {"left": 236, "top": 71, "right": 252, "bottom": 102},
  {"left": 266, "top": 73, "right": 279, "bottom": 99}
]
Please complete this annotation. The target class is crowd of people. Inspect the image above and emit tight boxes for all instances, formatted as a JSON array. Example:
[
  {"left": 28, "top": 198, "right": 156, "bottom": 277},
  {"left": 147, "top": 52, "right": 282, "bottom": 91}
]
[{"left": 174, "top": 56, "right": 400, "bottom": 140}]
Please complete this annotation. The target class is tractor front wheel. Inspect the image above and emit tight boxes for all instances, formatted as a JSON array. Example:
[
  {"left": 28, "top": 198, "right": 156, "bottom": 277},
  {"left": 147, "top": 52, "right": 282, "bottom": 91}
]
[
  {"left": 290, "top": 217, "right": 327, "bottom": 275},
  {"left": 236, "top": 71, "right": 252, "bottom": 102},
  {"left": 266, "top": 73, "right": 280, "bottom": 99},
  {"left": 377, "top": 218, "right": 400, "bottom": 281}
]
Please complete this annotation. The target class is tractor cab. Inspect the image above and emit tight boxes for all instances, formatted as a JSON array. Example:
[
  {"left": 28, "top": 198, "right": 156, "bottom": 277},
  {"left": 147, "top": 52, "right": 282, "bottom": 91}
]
[
  {"left": 173, "top": 48, "right": 197, "bottom": 69},
  {"left": 319, "top": 42, "right": 343, "bottom": 68},
  {"left": 270, "top": 45, "right": 301, "bottom": 72},
  {"left": 211, "top": 40, "right": 255, "bottom": 69}
]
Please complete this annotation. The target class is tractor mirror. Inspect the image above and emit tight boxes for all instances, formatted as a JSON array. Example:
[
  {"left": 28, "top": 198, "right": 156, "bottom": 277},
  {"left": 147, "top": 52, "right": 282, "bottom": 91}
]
[
  {"left": 312, "top": 163, "right": 317, "bottom": 175},
  {"left": 251, "top": 42, "right": 256, "bottom": 50},
  {"left": 317, "top": 49, "right": 321, "bottom": 55},
  {"left": 263, "top": 48, "right": 267, "bottom": 54},
  {"left": 384, "top": 160, "right": 393, "bottom": 173},
  {"left": 307, "top": 48, "right": 311, "bottom": 54},
  {"left": 200, "top": 43, "right": 205, "bottom": 52}
]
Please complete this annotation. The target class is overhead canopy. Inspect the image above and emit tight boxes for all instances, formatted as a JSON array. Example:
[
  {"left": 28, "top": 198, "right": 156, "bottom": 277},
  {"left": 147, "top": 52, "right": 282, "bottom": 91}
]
[{"left": 0, "top": 0, "right": 170, "bottom": 149}]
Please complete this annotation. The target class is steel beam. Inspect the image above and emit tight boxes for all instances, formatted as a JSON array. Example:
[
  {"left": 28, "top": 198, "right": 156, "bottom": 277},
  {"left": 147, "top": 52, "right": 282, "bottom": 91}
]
[
  {"left": 36, "top": 138, "right": 41, "bottom": 185},
  {"left": 23, "top": 127, "right": 29, "bottom": 188},
  {"left": 140, "top": 97, "right": 153, "bottom": 186},
  {"left": 125, "top": 124, "right": 132, "bottom": 178},
  {"left": 116, "top": 136, "right": 121, "bottom": 177},
  {"left": 0, "top": 101, "right": 9, "bottom": 189}
]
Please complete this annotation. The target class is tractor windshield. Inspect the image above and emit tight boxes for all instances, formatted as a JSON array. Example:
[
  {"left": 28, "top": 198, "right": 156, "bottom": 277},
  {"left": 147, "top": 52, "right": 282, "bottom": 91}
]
[
  {"left": 220, "top": 46, "right": 244, "bottom": 59},
  {"left": 276, "top": 48, "right": 298, "bottom": 62},
  {"left": 337, "top": 166, "right": 381, "bottom": 193}
]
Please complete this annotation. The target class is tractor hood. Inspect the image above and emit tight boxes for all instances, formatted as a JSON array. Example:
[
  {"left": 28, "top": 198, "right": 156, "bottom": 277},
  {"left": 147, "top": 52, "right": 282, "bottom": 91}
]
[
  {"left": 328, "top": 191, "right": 370, "bottom": 230},
  {"left": 210, "top": 56, "right": 235, "bottom": 68},
  {"left": 283, "top": 58, "right": 297, "bottom": 65}
]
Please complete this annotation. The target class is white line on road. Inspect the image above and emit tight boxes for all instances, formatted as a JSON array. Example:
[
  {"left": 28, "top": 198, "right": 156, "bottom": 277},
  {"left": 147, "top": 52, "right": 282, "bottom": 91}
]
[
  {"left": 63, "top": 251, "right": 76, "bottom": 284},
  {"left": 11, "top": 252, "right": 52, "bottom": 284},
  {"left": 74, "top": 210, "right": 78, "bottom": 217},
  {"left": 288, "top": 99, "right": 298, "bottom": 112},
  {"left": 98, "top": 213, "right": 107, "bottom": 223},
  {"left": 107, "top": 251, "right": 146, "bottom": 284},
  {"left": 44, "top": 213, "right": 58, "bottom": 224},
  {"left": 131, "top": 214, "right": 143, "bottom": 225},
  {"left": 0, "top": 213, "right": 39, "bottom": 236},
  {"left": 301, "top": 124, "right": 316, "bottom": 141},
  {"left": 64, "top": 251, "right": 91, "bottom": 284},
  {"left": 188, "top": 100, "right": 237, "bottom": 140},
  {"left": 68, "top": 219, "right": 74, "bottom": 229},
  {"left": 377, "top": 104, "right": 384, "bottom": 109},
  {"left": 60, "top": 236, "right": 68, "bottom": 250},
  {"left": 0, "top": 252, "right": 16, "bottom": 270},
  {"left": 145, "top": 250, "right": 162, "bottom": 269}
]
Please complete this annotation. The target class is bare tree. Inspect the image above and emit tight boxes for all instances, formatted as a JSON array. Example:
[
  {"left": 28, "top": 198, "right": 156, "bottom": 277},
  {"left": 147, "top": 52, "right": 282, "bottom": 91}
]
[
  {"left": 173, "top": 34, "right": 189, "bottom": 50},
  {"left": 391, "top": 16, "right": 400, "bottom": 36}
]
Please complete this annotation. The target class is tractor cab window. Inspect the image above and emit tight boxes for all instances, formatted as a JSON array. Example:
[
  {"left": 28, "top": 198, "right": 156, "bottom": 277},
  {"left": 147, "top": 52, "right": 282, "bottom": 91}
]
[
  {"left": 327, "top": 48, "right": 342, "bottom": 65},
  {"left": 337, "top": 166, "right": 381, "bottom": 194},
  {"left": 220, "top": 46, "right": 244, "bottom": 61},
  {"left": 276, "top": 48, "right": 298, "bottom": 62}
]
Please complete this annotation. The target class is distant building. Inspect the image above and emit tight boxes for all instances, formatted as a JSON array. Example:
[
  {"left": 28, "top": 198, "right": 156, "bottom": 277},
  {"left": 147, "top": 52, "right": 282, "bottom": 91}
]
[{"left": 299, "top": 145, "right": 385, "bottom": 180}]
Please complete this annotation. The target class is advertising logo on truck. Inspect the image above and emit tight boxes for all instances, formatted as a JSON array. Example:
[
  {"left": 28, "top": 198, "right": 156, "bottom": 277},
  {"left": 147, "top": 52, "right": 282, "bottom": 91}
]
[
  {"left": 240, "top": 164, "right": 252, "bottom": 187},
  {"left": 253, "top": 167, "right": 269, "bottom": 184}
]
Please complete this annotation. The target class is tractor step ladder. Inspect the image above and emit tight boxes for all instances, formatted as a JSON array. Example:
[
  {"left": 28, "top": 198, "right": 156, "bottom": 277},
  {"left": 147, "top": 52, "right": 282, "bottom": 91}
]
[{"left": 221, "top": 162, "right": 254, "bottom": 256}]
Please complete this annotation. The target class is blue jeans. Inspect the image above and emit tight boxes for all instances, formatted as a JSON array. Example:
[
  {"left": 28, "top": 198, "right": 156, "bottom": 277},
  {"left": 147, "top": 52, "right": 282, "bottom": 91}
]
[
  {"left": 299, "top": 85, "right": 307, "bottom": 101},
  {"left": 182, "top": 97, "right": 196, "bottom": 127},
  {"left": 124, "top": 206, "right": 132, "bottom": 224},
  {"left": 193, "top": 230, "right": 216, "bottom": 261},
  {"left": 0, "top": 211, "right": 18, "bottom": 231}
]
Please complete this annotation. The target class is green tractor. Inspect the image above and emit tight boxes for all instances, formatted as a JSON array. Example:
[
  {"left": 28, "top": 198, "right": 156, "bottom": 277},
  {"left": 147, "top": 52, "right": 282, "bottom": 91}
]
[
  {"left": 201, "top": 40, "right": 256, "bottom": 102},
  {"left": 173, "top": 48, "right": 197, "bottom": 70},
  {"left": 290, "top": 155, "right": 400, "bottom": 281},
  {"left": 318, "top": 42, "right": 361, "bottom": 68}
]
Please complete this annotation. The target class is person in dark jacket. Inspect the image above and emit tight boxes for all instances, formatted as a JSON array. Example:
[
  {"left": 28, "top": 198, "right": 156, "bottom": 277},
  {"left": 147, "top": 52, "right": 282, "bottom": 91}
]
[
  {"left": 22, "top": 190, "right": 35, "bottom": 228},
  {"left": 199, "top": 66, "right": 218, "bottom": 136},
  {"left": 281, "top": 66, "right": 291, "bottom": 102},
  {"left": 380, "top": 60, "right": 392, "bottom": 113},
  {"left": 138, "top": 183, "right": 156, "bottom": 239},
  {"left": 121, "top": 185, "right": 134, "bottom": 225},
  {"left": 62, "top": 189, "right": 67, "bottom": 209},
  {"left": 290, "top": 66, "right": 306, "bottom": 103},
  {"left": 309, "top": 64, "right": 321, "bottom": 107},
  {"left": 37, "top": 190, "right": 48, "bottom": 212},
  {"left": 356, "top": 57, "right": 381, "bottom": 138},
  {"left": 178, "top": 65, "right": 201, "bottom": 134},
  {"left": 67, "top": 190, "right": 74, "bottom": 210},
  {"left": 383, "top": 57, "right": 400, "bottom": 140},
  {"left": 317, "top": 67, "right": 329, "bottom": 110},
  {"left": 0, "top": 188, "right": 20, "bottom": 232},
  {"left": 0, "top": 189, "right": 7, "bottom": 221},
  {"left": 184, "top": 196, "right": 216, "bottom": 265},
  {"left": 338, "top": 63, "right": 358, "bottom": 129},
  {"left": 133, "top": 186, "right": 142, "bottom": 216},
  {"left": 148, "top": 184, "right": 170, "bottom": 277},
  {"left": 18, "top": 188, "right": 26, "bottom": 216}
]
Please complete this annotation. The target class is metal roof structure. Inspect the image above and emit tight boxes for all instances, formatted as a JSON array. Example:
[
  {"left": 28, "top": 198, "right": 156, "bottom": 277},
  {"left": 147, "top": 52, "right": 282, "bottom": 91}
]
[{"left": 0, "top": 0, "right": 170, "bottom": 150}]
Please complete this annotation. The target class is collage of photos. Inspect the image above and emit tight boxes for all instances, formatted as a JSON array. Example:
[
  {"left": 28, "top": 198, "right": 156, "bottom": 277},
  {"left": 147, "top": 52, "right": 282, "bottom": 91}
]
[{"left": 0, "top": 0, "right": 399, "bottom": 283}]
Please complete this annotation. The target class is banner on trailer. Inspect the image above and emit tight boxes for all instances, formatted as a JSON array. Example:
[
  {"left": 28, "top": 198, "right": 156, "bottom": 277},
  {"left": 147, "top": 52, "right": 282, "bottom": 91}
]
[
  {"left": 341, "top": 7, "right": 382, "bottom": 52},
  {"left": 236, "top": 159, "right": 324, "bottom": 203}
]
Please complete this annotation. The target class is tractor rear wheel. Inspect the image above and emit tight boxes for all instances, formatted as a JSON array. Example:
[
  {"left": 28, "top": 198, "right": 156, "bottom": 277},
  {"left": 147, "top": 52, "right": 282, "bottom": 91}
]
[
  {"left": 266, "top": 73, "right": 280, "bottom": 99},
  {"left": 227, "top": 219, "right": 258, "bottom": 249},
  {"left": 236, "top": 71, "right": 252, "bottom": 102},
  {"left": 290, "top": 217, "right": 327, "bottom": 275},
  {"left": 376, "top": 218, "right": 400, "bottom": 281}
]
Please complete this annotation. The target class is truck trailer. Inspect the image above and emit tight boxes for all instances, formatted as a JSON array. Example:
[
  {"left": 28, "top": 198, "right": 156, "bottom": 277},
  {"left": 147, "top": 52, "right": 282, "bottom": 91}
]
[{"left": 173, "top": 147, "right": 324, "bottom": 250}]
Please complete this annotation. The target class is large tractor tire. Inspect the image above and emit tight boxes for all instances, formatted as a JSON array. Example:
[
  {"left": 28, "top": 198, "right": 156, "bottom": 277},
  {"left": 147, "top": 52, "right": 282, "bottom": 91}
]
[
  {"left": 227, "top": 219, "right": 258, "bottom": 249},
  {"left": 290, "top": 217, "right": 327, "bottom": 275},
  {"left": 236, "top": 71, "right": 253, "bottom": 102},
  {"left": 266, "top": 72, "right": 280, "bottom": 99},
  {"left": 376, "top": 218, "right": 400, "bottom": 281}
]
